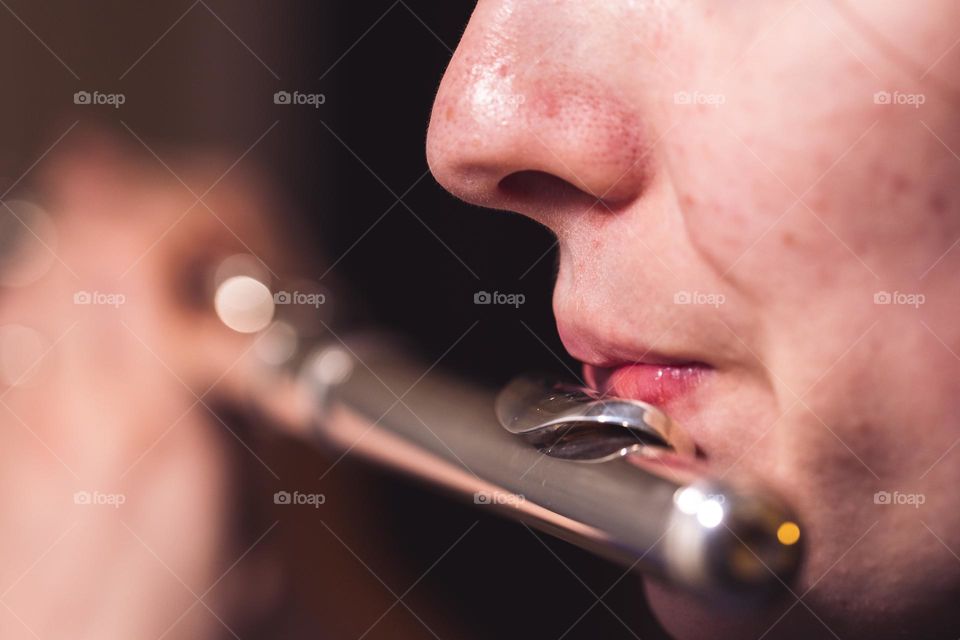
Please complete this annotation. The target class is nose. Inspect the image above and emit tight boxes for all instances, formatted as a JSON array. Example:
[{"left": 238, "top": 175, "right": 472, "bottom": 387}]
[{"left": 426, "top": 3, "right": 653, "bottom": 221}]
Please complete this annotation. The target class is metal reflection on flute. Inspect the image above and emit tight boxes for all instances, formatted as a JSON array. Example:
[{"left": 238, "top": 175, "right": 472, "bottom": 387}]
[{"left": 245, "top": 330, "right": 803, "bottom": 606}]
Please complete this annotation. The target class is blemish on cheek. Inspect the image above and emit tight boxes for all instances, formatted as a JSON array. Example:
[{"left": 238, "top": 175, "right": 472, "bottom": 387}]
[
  {"left": 890, "top": 172, "right": 912, "bottom": 194},
  {"left": 780, "top": 231, "right": 798, "bottom": 248},
  {"left": 929, "top": 192, "right": 949, "bottom": 216}
]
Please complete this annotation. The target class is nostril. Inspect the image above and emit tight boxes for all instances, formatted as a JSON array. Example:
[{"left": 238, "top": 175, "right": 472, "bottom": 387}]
[
  {"left": 498, "top": 170, "right": 640, "bottom": 214},
  {"left": 499, "top": 170, "right": 604, "bottom": 211}
]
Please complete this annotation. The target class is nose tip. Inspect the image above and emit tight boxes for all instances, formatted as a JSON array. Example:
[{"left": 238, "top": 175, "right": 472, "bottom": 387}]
[{"left": 427, "top": 62, "right": 651, "bottom": 215}]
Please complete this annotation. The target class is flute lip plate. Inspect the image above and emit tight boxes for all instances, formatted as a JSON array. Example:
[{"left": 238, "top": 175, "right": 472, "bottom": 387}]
[
  {"left": 516, "top": 419, "right": 673, "bottom": 463},
  {"left": 495, "top": 375, "right": 697, "bottom": 460}
]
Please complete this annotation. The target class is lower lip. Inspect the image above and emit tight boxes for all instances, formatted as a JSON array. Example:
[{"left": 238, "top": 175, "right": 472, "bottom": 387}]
[{"left": 584, "top": 363, "right": 706, "bottom": 407}]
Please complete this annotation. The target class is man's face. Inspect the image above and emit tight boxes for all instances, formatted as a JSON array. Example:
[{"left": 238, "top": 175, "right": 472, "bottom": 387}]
[{"left": 427, "top": 1, "right": 960, "bottom": 637}]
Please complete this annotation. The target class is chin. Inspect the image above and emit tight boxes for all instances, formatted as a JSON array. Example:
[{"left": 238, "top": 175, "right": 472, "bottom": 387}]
[
  {"left": 645, "top": 579, "right": 960, "bottom": 640},
  {"left": 643, "top": 580, "right": 822, "bottom": 640}
]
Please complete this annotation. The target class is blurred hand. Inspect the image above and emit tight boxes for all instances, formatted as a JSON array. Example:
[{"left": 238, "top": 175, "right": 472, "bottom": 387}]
[{"left": 0, "top": 137, "right": 284, "bottom": 639}]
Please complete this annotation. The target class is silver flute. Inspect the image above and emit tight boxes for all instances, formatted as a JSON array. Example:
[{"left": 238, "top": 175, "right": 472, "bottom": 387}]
[{"left": 235, "top": 309, "right": 803, "bottom": 607}]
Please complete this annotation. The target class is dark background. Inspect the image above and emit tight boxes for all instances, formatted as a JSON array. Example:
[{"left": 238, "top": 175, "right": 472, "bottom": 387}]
[
  {"left": 1, "top": 1, "right": 668, "bottom": 637},
  {"left": 301, "top": 4, "right": 667, "bottom": 638}
]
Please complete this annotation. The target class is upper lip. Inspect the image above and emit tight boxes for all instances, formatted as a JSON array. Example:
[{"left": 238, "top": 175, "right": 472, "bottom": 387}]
[{"left": 556, "top": 318, "right": 711, "bottom": 371}]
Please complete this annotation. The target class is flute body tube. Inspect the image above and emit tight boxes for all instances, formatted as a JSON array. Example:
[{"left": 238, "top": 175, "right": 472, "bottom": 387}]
[{"left": 247, "top": 332, "right": 803, "bottom": 606}]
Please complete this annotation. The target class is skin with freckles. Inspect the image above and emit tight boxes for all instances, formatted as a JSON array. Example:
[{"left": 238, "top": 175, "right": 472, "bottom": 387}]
[{"left": 428, "top": 1, "right": 960, "bottom": 638}]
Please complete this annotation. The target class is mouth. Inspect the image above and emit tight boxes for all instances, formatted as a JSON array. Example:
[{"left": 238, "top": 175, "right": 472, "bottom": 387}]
[
  {"left": 582, "top": 360, "right": 713, "bottom": 465},
  {"left": 584, "top": 362, "right": 708, "bottom": 408},
  {"left": 556, "top": 321, "right": 713, "bottom": 410}
]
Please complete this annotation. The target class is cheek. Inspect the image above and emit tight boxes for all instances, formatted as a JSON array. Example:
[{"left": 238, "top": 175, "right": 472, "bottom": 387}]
[
  {"left": 662, "top": 0, "right": 960, "bottom": 295},
  {"left": 665, "top": 126, "right": 851, "bottom": 298},
  {"left": 670, "top": 114, "right": 960, "bottom": 305}
]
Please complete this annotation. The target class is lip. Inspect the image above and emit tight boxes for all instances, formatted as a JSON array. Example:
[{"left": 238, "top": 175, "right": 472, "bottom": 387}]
[
  {"left": 584, "top": 363, "right": 707, "bottom": 407},
  {"left": 556, "top": 320, "right": 712, "bottom": 409}
]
